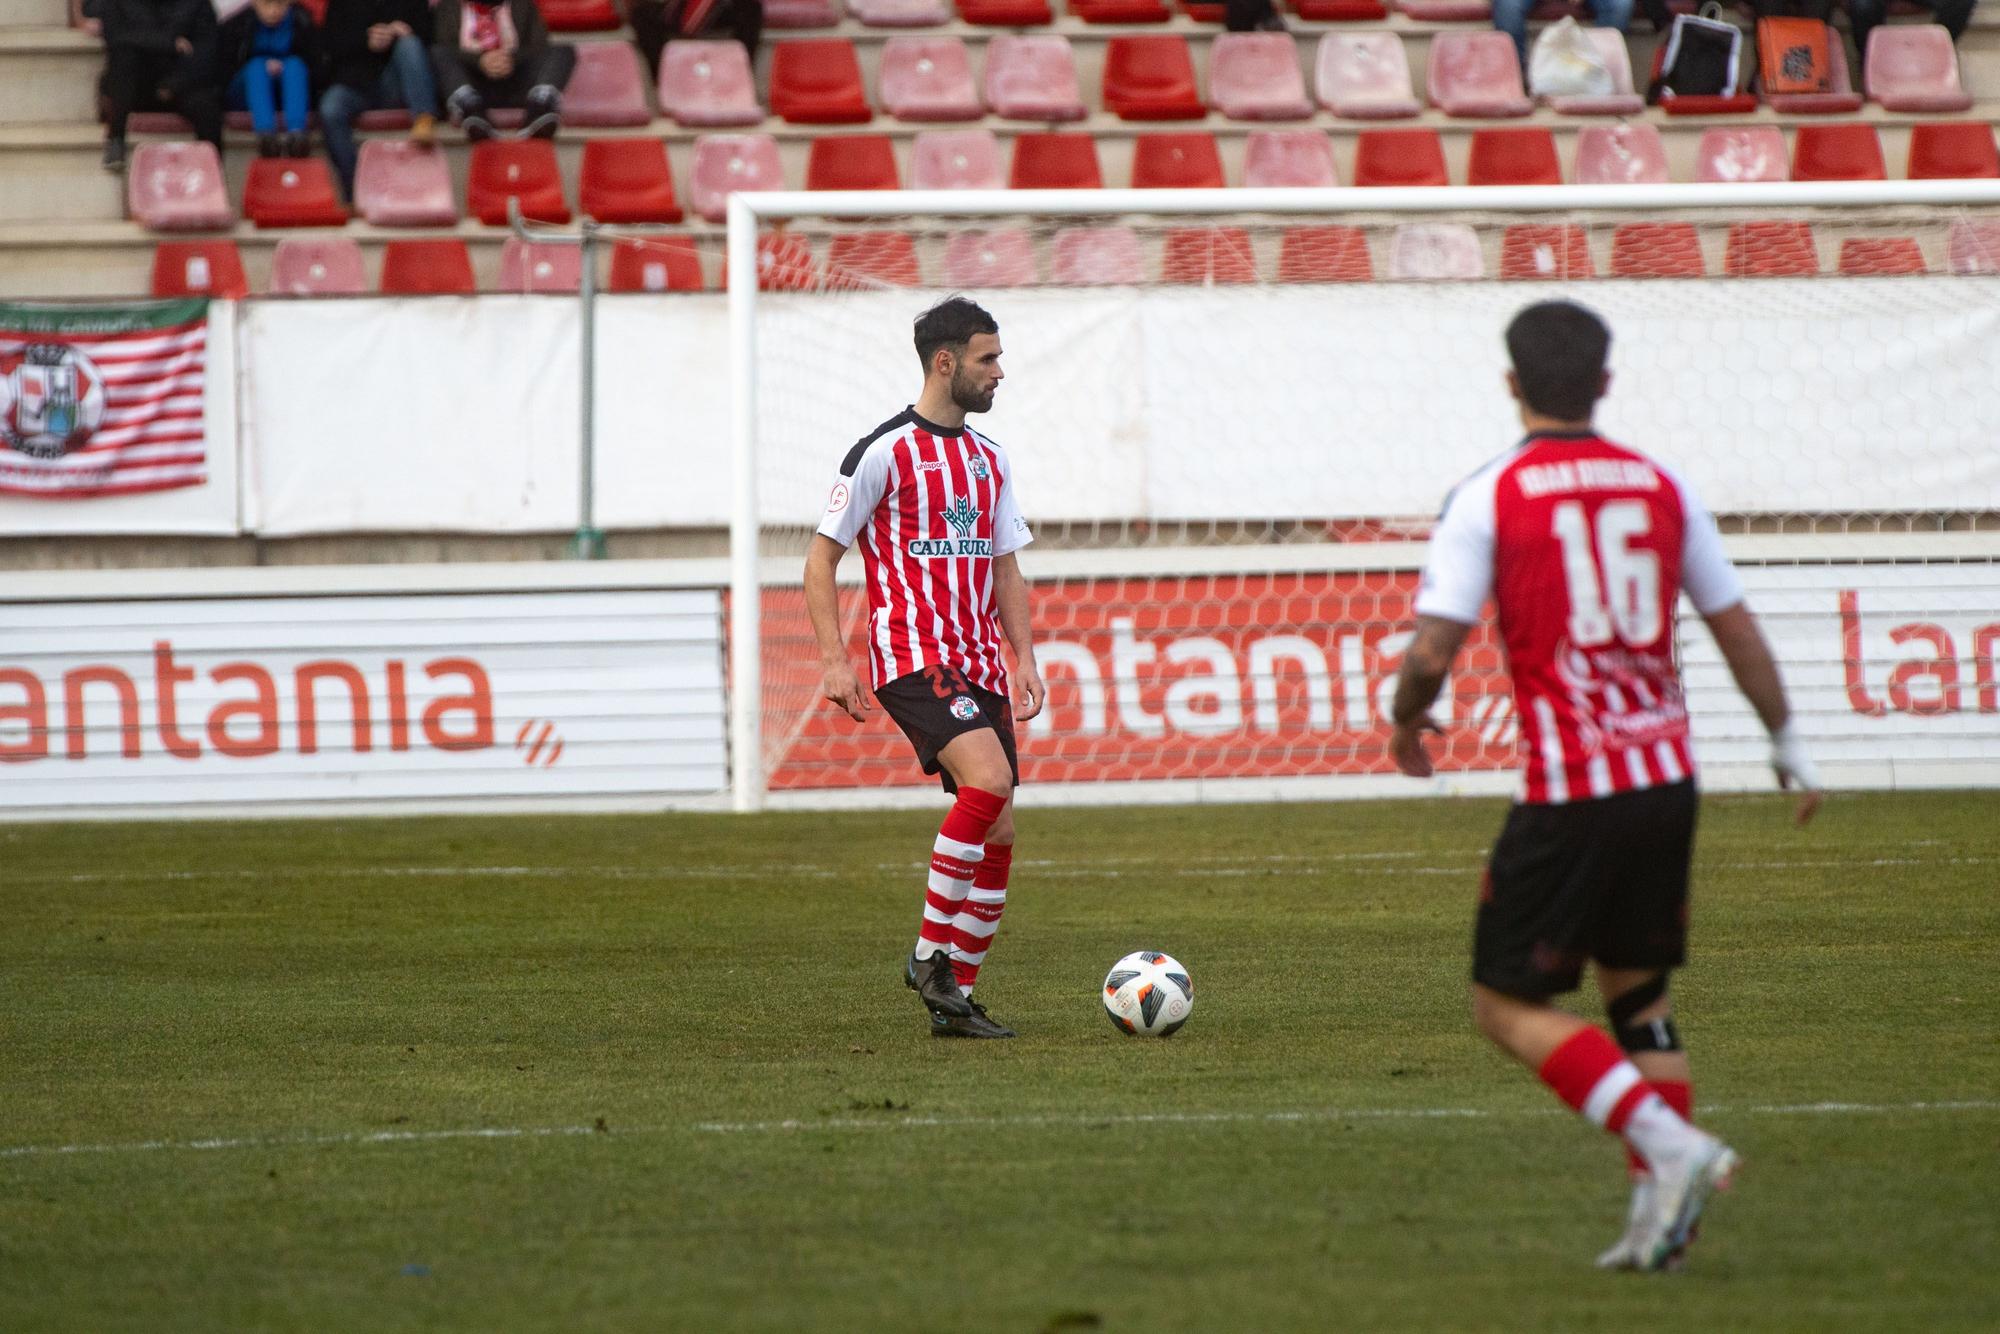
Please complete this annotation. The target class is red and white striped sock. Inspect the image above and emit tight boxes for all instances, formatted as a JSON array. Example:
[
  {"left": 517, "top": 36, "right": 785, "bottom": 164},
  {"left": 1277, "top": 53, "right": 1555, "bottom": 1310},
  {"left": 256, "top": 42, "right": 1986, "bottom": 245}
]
[
  {"left": 1538, "top": 1029, "right": 1702, "bottom": 1169},
  {"left": 1626, "top": 1078, "right": 1692, "bottom": 1177},
  {"left": 914, "top": 786, "right": 1006, "bottom": 962},
  {"left": 950, "top": 843, "right": 1011, "bottom": 995}
]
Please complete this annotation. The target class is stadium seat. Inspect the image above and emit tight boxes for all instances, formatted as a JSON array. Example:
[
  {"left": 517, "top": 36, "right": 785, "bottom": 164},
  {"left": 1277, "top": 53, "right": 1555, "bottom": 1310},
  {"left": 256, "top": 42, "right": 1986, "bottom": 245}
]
[
  {"left": 127, "top": 142, "right": 232, "bottom": 231},
  {"left": 1387, "top": 223, "right": 1483, "bottom": 279},
  {"left": 580, "top": 139, "right": 682, "bottom": 224},
  {"left": 984, "top": 36, "right": 1087, "bottom": 121},
  {"left": 1499, "top": 224, "right": 1593, "bottom": 279},
  {"left": 379, "top": 239, "right": 476, "bottom": 294},
  {"left": 658, "top": 41, "right": 763, "bottom": 127},
  {"left": 241, "top": 156, "right": 346, "bottom": 228},
  {"left": 466, "top": 139, "right": 571, "bottom": 225},
  {"left": 942, "top": 228, "right": 1039, "bottom": 286},
  {"left": 956, "top": 0, "right": 1053, "bottom": 21},
  {"left": 1395, "top": 0, "right": 1493, "bottom": 17},
  {"left": 1010, "top": 132, "right": 1102, "bottom": 188},
  {"left": 1837, "top": 236, "right": 1926, "bottom": 276},
  {"left": 1865, "top": 24, "right": 1972, "bottom": 113},
  {"left": 1294, "top": 0, "right": 1389, "bottom": 17},
  {"left": 1725, "top": 221, "right": 1818, "bottom": 276},
  {"left": 1694, "top": 127, "right": 1789, "bottom": 183},
  {"left": 912, "top": 130, "right": 1006, "bottom": 190},
  {"left": 690, "top": 134, "right": 784, "bottom": 222},
  {"left": 562, "top": 42, "right": 653, "bottom": 127},
  {"left": 1051, "top": 226, "right": 1145, "bottom": 284},
  {"left": 1185, "top": 0, "right": 1227, "bottom": 19},
  {"left": 607, "top": 236, "right": 706, "bottom": 291},
  {"left": 268, "top": 236, "right": 365, "bottom": 296},
  {"left": 806, "top": 135, "right": 902, "bottom": 190},
  {"left": 536, "top": 0, "right": 619, "bottom": 30},
  {"left": 1352, "top": 128, "right": 1448, "bottom": 186},
  {"left": 1242, "top": 129, "right": 1338, "bottom": 187},
  {"left": 1610, "top": 222, "right": 1705, "bottom": 277},
  {"left": 1572, "top": 123, "right": 1669, "bottom": 185},
  {"left": 1209, "top": 33, "right": 1313, "bottom": 120},
  {"left": 354, "top": 108, "right": 413, "bottom": 131},
  {"left": 498, "top": 238, "right": 583, "bottom": 293},
  {"left": 1765, "top": 28, "right": 1862, "bottom": 114},
  {"left": 1072, "top": 0, "right": 1170, "bottom": 18},
  {"left": 150, "top": 240, "right": 248, "bottom": 297},
  {"left": 1945, "top": 218, "right": 2000, "bottom": 273},
  {"left": 1160, "top": 227, "right": 1257, "bottom": 283},
  {"left": 1466, "top": 127, "right": 1560, "bottom": 186},
  {"left": 766, "top": 0, "right": 840, "bottom": 26},
  {"left": 1130, "top": 132, "right": 1224, "bottom": 189},
  {"left": 825, "top": 231, "right": 924, "bottom": 287},
  {"left": 771, "top": 39, "right": 873, "bottom": 123},
  {"left": 1315, "top": 31, "right": 1420, "bottom": 119},
  {"left": 851, "top": 0, "right": 951, "bottom": 22},
  {"left": 1276, "top": 225, "right": 1372, "bottom": 282},
  {"left": 1792, "top": 123, "right": 1886, "bottom": 182},
  {"left": 352, "top": 143, "right": 456, "bottom": 227},
  {"left": 1546, "top": 28, "right": 1644, "bottom": 115},
  {"left": 1906, "top": 122, "right": 2000, "bottom": 180},
  {"left": 755, "top": 233, "right": 819, "bottom": 291},
  {"left": 1427, "top": 31, "right": 1531, "bottom": 118},
  {"left": 1103, "top": 36, "right": 1205, "bottom": 120},
  {"left": 880, "top": 37, "right": 982, "bottom": 121}
]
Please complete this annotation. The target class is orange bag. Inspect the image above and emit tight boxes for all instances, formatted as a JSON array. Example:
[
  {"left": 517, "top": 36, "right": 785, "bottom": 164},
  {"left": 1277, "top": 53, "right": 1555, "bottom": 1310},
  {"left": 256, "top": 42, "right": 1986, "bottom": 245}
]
[{"left": 1757, "top": 17, "right": 1832, "bottom": 95}]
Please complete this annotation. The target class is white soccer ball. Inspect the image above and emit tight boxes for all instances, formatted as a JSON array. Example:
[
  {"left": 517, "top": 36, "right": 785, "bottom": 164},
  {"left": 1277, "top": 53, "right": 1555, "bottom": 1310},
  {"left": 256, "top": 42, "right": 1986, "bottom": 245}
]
[{"left": 1102, "top": 951, "right": 1194, "bottom": 1038}]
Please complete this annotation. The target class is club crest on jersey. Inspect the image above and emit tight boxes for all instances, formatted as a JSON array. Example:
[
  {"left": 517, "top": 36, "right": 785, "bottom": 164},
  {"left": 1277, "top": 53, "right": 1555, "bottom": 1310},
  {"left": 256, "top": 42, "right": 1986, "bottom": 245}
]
[
  {"left": 950, "top": 695, "right": 980, "bottom": 722},
  {"left": 968, "top": 454, "right": 991, "bottom": 481}
]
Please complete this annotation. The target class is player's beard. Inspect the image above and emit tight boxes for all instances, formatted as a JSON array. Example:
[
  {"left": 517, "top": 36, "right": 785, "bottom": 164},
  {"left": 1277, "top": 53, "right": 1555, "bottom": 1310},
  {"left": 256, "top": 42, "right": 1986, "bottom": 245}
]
[{"left": 950, "top": 370, "right": 995, "bottom": 415}]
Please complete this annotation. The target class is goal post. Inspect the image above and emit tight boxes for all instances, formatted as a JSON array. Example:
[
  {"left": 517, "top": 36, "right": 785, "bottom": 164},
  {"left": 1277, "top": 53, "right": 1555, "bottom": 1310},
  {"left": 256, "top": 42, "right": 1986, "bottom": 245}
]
[{"left": 725, "top": 181, "right": 2000, "bottom": 813}]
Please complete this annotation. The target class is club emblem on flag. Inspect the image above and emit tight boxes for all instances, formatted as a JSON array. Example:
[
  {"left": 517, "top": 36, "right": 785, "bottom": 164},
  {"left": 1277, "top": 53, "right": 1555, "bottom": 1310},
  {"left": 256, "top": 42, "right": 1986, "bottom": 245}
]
[
  {"left": 950, "top": 695, "right": 980, "bottom": 722},
  {"left": 0, "top": 344, "right": 107, "bottom": 460}
]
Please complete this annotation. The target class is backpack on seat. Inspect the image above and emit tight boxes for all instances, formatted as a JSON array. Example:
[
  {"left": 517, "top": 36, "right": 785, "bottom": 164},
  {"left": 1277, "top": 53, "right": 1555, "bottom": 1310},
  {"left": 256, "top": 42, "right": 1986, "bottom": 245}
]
[
  {"left": 1649, "top": 2, "right": 1743, "bottom": 102},
  {"left": 1757, "top": 15, "right": 1832, "bottom": 94}
]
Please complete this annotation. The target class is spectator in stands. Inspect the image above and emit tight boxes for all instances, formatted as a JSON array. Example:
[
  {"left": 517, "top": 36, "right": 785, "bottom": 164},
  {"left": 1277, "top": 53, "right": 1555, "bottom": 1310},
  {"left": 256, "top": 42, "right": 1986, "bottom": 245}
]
[
  {"left": 1494, "top": 0, "right": 1634, "bottom": 67},
  {"left": 433, "top": 0, "right": 576, "bottom": 141},
  {"left": 218, "top": 0, "right": 324, "bottom": 158},
  {"left": 627, "top": 0, "right": 762, "bottom": 79},
  {"left": 1846, "top": 0, "right": 1975, "bottom": 70},
  {"left": 318, "top": 0, "right": 441, "bottom": 201},
  {"left": 88, "top": 0, "right": 223, "bottom": 173}
]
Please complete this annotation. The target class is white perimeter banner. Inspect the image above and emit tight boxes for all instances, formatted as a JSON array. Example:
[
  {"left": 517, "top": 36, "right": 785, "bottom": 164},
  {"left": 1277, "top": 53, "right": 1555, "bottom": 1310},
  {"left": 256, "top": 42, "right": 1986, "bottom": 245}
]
[{"left": 0, "top": 587, "right": 727, "bottom": 815}]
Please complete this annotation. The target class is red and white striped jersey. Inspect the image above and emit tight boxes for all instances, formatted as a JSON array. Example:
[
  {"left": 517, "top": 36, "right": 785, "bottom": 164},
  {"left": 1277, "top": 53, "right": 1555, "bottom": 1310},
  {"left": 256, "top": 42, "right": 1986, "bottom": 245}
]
[
  {"left": 816, "top": 407, "right": 1033, "bottom": 694},
  {"left": 1415, "top": 432, "right": 1744, "bottom": 806}
]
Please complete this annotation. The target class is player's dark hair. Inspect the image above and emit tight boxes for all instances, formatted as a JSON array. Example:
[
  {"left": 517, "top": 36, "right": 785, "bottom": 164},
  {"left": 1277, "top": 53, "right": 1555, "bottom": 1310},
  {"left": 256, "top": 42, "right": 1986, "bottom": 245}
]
[
  {"left": 914, "top": 297, "right": 999, "bottom": 371},
  {"left": 1505, "top": 301, "right": 1611, "bottom": 421}
]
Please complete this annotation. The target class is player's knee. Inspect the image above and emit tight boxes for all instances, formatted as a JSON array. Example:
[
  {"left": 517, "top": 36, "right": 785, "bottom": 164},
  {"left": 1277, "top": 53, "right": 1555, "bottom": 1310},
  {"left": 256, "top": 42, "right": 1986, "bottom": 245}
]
[
  {"left": 986, "top": 803, "right": 1015, "bottom": 845},
  {"left": 1606, "top": 973, "right": 1681, "bottom": 1054}
]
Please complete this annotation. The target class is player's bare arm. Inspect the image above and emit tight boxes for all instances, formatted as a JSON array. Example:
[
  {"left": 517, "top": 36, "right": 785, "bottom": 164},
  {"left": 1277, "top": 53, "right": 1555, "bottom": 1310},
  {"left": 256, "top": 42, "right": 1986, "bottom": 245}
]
[
  {"left": 993, "top": 552, "right": 1043, "bottom": 722},
  {"left": 1387, "top": 615, "right": 1472, "bottom": 778},
  {"left": 804, "top": 533, "right": 870, "bottom": 723},
  {"left": 1700, "top": 601, "right": 1822, "bottom": 826}
]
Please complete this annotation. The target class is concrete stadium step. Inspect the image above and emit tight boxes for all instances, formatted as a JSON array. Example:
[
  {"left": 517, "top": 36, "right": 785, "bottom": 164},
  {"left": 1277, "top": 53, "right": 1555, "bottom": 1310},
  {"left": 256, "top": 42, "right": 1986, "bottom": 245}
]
[
  {"left": 0, "top": 26, "right": 98, "bottom": 123},
  {"left": 0, "top": 0, "right": 72, "bottom": 28}
]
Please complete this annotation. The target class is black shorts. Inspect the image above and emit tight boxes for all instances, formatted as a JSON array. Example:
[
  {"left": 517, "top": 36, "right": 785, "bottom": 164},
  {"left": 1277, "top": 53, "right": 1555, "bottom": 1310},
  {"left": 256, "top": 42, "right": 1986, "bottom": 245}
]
[
  {"left": 874, "top": 664, "right": 1019, "bottom": 795},
  {"left": 1472, "top": 780, "right": 1698, "bottom": 1000}
]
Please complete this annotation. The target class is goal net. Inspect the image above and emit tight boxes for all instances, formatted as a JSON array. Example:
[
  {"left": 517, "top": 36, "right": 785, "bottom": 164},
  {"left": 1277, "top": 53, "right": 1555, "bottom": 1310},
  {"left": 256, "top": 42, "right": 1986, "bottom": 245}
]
[{"left": 719, "top": 183, "right": 2000, "bottom": 812}]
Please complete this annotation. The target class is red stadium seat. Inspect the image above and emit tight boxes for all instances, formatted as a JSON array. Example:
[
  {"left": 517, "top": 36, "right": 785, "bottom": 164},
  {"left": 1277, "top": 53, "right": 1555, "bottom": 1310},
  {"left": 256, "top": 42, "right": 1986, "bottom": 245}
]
[
  {"left": 380, "top": 239, "right": 476, "bottom": 294},
  {"left": 690, "top": 133, "right": 784, "bottom": 222},
  {"left": 563, "top": 42, "right": 653, "bottom": 127},
  {"left": 942, "top": 228, "right": 1038, "bottom": 286},
  {"left": 1009, "top": 132, "right": 1102, "bottom": 189},
  {"left": 128, "top": 143, "right": 232, "bottom": 231},
  {"left": 806, "top": 135, "right": 902, "bottom": 190},
  {"left": 1185, "top": 0, "right": 1227, "bottom": 19},
  {"left": 1427, "top": 31, "right": 1531, "bottom": 118},
  {"left": 1572, "top": 123, "right": 1668, "bottom": 185},
  {"left": 755, "top": 233, "right": 819, "bottom": 291},
  {"left": 1499, "top": 224, "right": 1593, "bottom": 279},
  {"left": 1071, "top": 0, "right": 1170, "bottom": 18},
  {"left": 955, "top": 0, "right": 1052, "bottom": 21},
  {"left": 1102, "top": 35, "right": 1205, "bottom": 121},
  {"left": 1050, "top": 226, "right": 1145, "bottom": 284},
  {"left": 984, "top": 36, "right": 1086, "bottom": 122},
  {"left": 1295, "top": 0, "right": 1388, "bottom": 16},
  {"left": 1837, "top": 236, "right": 1926, "bottom": 276},
  {"left": 1387, "top": 223, "right": 1483, "bottom": 279},
  {"left": 1315, "top": 31, "right": 1420, "bottom": 119},
  {"left": 851, "top": 0, "right": 952, "bottom": 22},
  {"left": 1210, "top": 32, "right": 1313, "bottom": 120},
  {"left": 151, "top": 240, "right": 247, "bottom": 297},
  {"left": 658, "top": 40, "right": 763, "bottom": 127},
  {"left": 354, "top": 141, "right": 456, "bottom": 226},
  {"left": 1467, "top": 127, "right": 1561, "bottom": 185},
  {"left": 1160, "top": 227, "right": 1256, "bottom": 284},
  {"left": 536, "top": 0, "right": 619, "bottom": 30},
  {"left": 1130, "top": 132, "right": 1224, "bottom": 189},
  {"left": 580, "top": 139, "right": 682, "bottom": 224},
  {"left": 826, "top": 231, "right": 924, "bottom": 287},
  {"left": 1724, "top": 221, "right": 1818, "bottom": 277},
  {"left": 772, "top": 39, "right": 873, "bottom": 123},
  {"left": 1694, "top": 127, "right": 1789, "bottom": 183},
  {"left": 1276, "top": 225, "right": 1372, "bottom": 282},
  {"left": 1243, "top": 129, "right": 1338, "bottom": 187},
  {"left": 1610, "top": 222, "right": 1705, "bottom": 277},
  {"left": 269, "top": 237, "right": 365, "bottom": 295},
  {"left": 242, "top": 157, "right": 347, "bottom": 228},
  {"left": 1906, "top": 121, "right": 2000, "bottom": 180},
  {"left": 607, "top": 236, "right": 707, "bottom": 292},
  {"left": 499, "top": 238, "right": 583, "bottom": 293},
  {"left": 880, "top": 37, "right": 982, "bottom": 121},
  {"left": 1791, "top": 123, "right": 1886, "bottom": 182},
  {"left": 1865, "top": 24, "right": 1972, "bottom": 113},
  {"left": 912, "top": 130, "right": 1005, "bottom": 190},
  {"left": 1352, "top": 128, "right": 1448, "bottom": 187},
  {"left": 466, "top": 139, "right": 570, "bottom": 225}
]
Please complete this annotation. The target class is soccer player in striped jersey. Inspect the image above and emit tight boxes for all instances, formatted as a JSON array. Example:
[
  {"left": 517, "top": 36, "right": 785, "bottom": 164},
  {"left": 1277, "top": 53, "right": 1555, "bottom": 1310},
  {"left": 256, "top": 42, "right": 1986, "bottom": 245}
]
[
  {"left": 1388, "top": 301, "right": 1823, "bottom": 1271},
  {"left": 803, "top": 298, "right": 1045, "bottom": 1040}
]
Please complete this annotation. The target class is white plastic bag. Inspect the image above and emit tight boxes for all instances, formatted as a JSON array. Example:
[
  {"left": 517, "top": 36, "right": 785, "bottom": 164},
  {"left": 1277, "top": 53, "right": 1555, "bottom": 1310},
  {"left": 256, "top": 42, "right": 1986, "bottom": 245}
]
[{"left": 1530, "top": 16, "right": 1615, "bottom": 98}]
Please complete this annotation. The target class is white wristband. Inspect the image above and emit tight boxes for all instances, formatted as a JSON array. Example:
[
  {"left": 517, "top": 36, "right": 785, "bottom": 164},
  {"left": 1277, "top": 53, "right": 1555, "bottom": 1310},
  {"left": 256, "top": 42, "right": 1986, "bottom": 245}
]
[{"left": 1770, "top": 722, "right": 1822, "bottom": 792}]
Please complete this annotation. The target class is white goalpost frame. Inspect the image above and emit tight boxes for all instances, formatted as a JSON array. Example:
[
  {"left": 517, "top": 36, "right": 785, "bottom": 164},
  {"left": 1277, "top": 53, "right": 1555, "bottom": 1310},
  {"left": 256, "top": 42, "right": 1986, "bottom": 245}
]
[{"left": 725, "top": 180, "right": 2000, "bottom": 813}]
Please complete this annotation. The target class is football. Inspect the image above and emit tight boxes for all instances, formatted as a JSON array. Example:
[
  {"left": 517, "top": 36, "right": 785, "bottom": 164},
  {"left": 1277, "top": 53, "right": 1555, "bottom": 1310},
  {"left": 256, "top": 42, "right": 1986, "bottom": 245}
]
[{"left": 1102, "top": 951, "right": 1194, "bottom": 1037}]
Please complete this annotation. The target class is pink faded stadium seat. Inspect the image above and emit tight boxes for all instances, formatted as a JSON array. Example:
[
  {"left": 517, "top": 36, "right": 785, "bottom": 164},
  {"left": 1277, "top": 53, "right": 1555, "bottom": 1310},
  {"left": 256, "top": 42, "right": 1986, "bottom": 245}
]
[
  {"left": 1315, "top": 31, "right": 1420, "bottom": 119},
  {"left": 562, "top": 42, "right": 652, "bottom": 127},
  {"left": 1209, "top": 32, "right": 1313, "bottom": 120},
  {"left": 881, "top": 37, "right": 982, "bottom": 120},
  {"left": 1010, "top": 132, "right": 1102, "bottom": 188},
  {"left": 1791, "top": 123, "right": 1886, "bottom": 182},
  {"left": 1387, "top": 223, "right": 1484, "bottom": 279},
  {"left": 984, "top": 36, "right": 1087, "bottom": 121},
  {"left": 1467, "top": 127, "right": 1560, "bottom": 185},
  {"left": 942, "top": 228, "right": 1039, "bottom": 286},
  {"left": 1130, "top": 132, "right": 1224, "bottom": 188},
  {"left": 1906, "top": 121, "right": 2000, "bottom": 180},
  {"left": 1546, "top": 29, "right": 1644, "bottom": 115},
  {"left": 851, "top": 0, "right": 949, "bottom": 21},
  {"left": 1102, "top": 35, "right": 1205, "bottom": 120},
  {"left": 466, "top": 139, "right": 570, "bottom": 224},
  {"left": 806, "top": 134, "right": 901, "bottom": 190},
  {"left": 1499, "top": 224, "right": 1593, "bottom": 279},
  {"left": 1865, "top": 26, "right": 1972, "bottom": 113},
  {"left": 1572, "top": 123, "right": 1669, "bottom": 184},
  {"left": 353, "top": 141, "right": 456, "bottom": 226},
  {"left": 1242, "top": 129, "right": 1338, "bottom": 187},
  {"left": 1837, "top": 236, "right": 1926, "bottom": 276},
  {"left": 580, "top": 138, "right": 682, "bottom": 223},
  {"left": 1945, "top": 218, "right": 2000, "bottom": 273},
  {"left": 537, "top": 0, "right": 619, "bottom": 30},
  {"left": 658, "top": 41, "right": 763, "bottom": 127},
  {"left": 771, "top": 39, "right": 873, "bottom": 123},
  {"left": 1428, "top": 31, "right": 1531, "bottom": 117},
  {"left": 242, "top": 157, "right": 347, "bottom": 227},
  {"left": 1276, "top": 226, "right": 1372, "bottom": 282},
  {"left": 1050, "top": 226, "right": 1145, "bottom": 284},
  {"left": 1766, "top": 28, "right": 1862, "bottom": 113},
  {"left": 1724, "top": 221, "right": 1819, "bottom": 276},
  {"left": 1395, "top": 0, "right": 1492, "bottom": 19},
  {"left": 691, "top": 133, "right": 784, "bottom": 222},
  {"left": 765, "top": 0, "right": 840, "bottom": 26},
  {"left": 151, "top": 240, "right": 248, "bottom": 297},
  {"left": 911, "top": 130, "right": 1005, "bottom": 189},
  {"left": 268, "top": 237, "right": 365, "bottom": 295},
  {"left": 499, "top": 238, "right": 583, "bottom": 293},
  {"left": 1160, "top": 227, "right": 1256, "bottom": 283},
  {"left": 127, "top": 142, "right": 232, "bottom": 231},
  {"left": 1352, "top": 128, "right": 1448, "bottom": 186},
  {"left": 1695, "top": 126, "right": 1788, "bottom": 183}
]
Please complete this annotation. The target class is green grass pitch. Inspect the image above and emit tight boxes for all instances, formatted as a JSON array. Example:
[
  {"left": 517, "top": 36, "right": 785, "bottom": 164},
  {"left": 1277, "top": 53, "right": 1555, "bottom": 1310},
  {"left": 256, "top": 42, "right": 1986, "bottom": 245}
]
[{"left": 2, "top": 791, "right": 1996, "bottom": 1333}]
